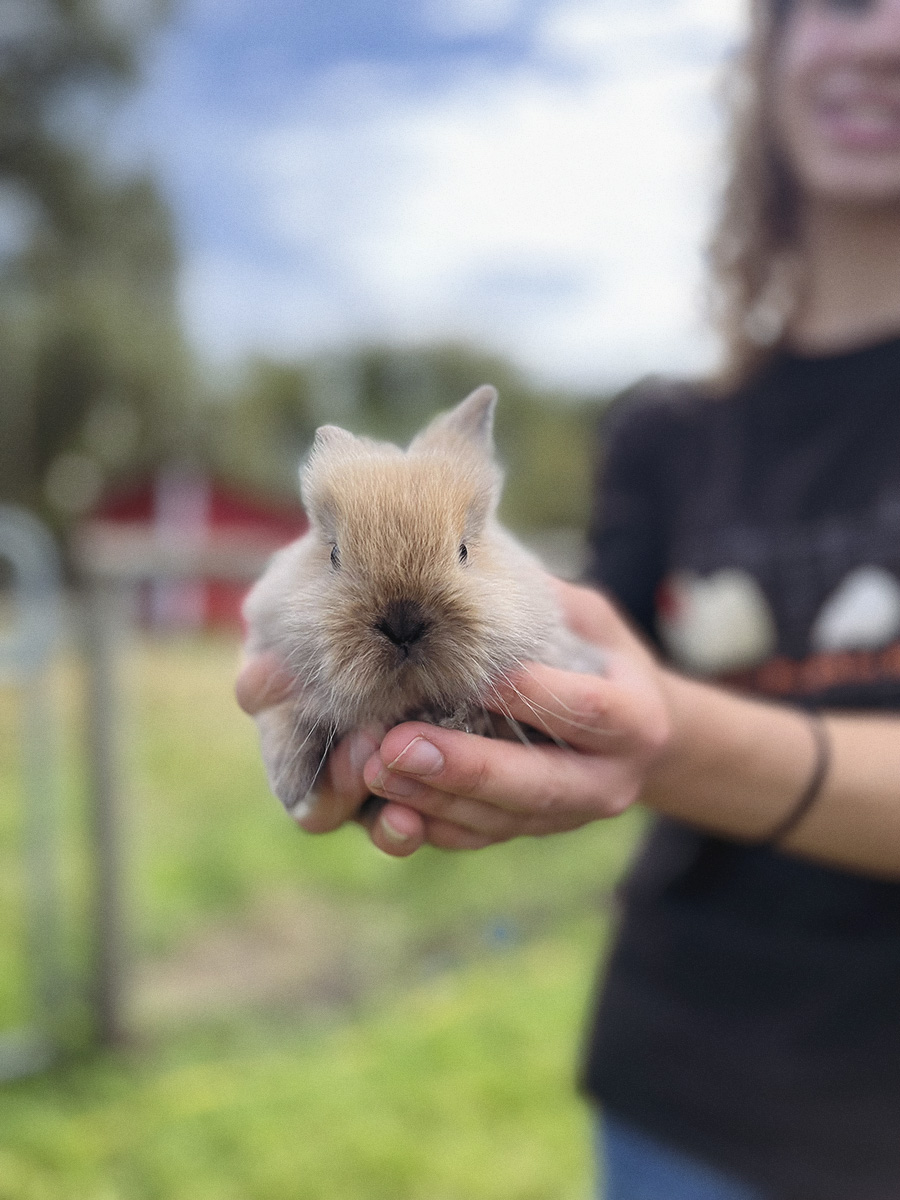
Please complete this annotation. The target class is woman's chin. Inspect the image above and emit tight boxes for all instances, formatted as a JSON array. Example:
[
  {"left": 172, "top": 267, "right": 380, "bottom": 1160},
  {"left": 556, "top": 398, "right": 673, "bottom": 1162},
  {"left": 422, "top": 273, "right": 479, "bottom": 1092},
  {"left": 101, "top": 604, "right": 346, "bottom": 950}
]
[{"left": 799, "top": 156, "right": 900, "bottom": 208}]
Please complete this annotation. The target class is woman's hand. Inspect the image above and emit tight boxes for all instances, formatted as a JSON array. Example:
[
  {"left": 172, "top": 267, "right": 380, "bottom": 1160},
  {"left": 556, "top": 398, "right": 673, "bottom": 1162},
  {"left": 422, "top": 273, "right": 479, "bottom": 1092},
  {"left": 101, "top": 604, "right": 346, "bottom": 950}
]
[
  {"left": 238, "top": 581, "right": 900, "bottom": 877},
  {"left": 358, "top": 581, "right": 672, "bottom": 855},
  {"left": 235, "top": 649, "right": 386, "bottom": 835},
  {"left": 236, "top": 581, "right": 674, "bottom": 856}
]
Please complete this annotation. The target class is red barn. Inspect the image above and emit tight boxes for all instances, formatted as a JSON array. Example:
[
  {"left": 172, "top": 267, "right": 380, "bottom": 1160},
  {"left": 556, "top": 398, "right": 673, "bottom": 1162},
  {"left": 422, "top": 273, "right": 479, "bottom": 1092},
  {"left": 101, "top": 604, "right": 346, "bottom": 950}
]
[{"left": 86, "top": 469, "right": 307, "bottom": 631}]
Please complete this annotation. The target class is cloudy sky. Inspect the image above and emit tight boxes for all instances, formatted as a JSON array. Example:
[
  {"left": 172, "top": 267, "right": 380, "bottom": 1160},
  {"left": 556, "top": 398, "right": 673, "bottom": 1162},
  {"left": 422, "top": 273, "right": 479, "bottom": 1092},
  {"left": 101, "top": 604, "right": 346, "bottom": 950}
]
[{"left": 120, "top": 0, "right": 748, "bottom": 390}]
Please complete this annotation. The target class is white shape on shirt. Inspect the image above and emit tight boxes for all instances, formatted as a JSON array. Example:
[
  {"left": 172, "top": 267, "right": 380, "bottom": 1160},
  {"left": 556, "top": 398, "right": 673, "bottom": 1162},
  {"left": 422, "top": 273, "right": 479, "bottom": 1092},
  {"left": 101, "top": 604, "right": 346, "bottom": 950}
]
[
  {"left": 656, "top": 568, "right": 778, "bottom": 676},
  {"left": 811, "top": 565, "right": 900, "bottom": 653}
]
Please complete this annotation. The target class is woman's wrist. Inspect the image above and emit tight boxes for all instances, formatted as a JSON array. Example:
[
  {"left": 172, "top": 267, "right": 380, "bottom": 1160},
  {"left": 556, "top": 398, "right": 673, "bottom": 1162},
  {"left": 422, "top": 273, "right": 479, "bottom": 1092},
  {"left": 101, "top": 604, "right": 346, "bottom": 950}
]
[
  {"left": 639, "top": 670, "right": 819, "bottom": 842},
  {"left": 626, "top": 667, "right": 900, "bottom": 879}
]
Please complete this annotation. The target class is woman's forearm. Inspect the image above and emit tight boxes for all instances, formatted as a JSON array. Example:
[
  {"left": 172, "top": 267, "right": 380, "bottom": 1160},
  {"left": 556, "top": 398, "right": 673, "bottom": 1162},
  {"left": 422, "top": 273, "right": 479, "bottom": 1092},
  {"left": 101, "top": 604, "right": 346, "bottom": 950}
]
[{"left": 645, "top": 672, "right": 900, "bottom": 879}]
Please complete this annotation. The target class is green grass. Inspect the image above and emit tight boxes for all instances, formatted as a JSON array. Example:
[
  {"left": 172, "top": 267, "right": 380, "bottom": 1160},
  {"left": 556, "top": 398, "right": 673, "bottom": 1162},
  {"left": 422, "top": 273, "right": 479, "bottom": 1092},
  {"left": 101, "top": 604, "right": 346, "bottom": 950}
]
[
  {"left": 0, "top": 920, "right": 608, "bottom": 1200},
  {"left": 0, "top": 631, "right": 642, "bottom": 1198}
]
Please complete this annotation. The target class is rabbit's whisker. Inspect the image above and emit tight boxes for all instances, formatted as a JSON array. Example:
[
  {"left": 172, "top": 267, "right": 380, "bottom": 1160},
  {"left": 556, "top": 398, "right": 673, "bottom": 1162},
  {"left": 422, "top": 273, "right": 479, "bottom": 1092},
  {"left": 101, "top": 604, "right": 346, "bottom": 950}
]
[
  {"left": 309, "top": 724, "right": 339, "bottom": 791},
  {"left": 482, "top": 684, "right": 534, "bottom": 748},
  {"left": 489, "top": 672, "right": 572, "bottom": 752},
  {"left": 280, "top": 714, "right": 327, "bottom": 782},
  {"left": 504, "top": 665, "right": 621, "bottom": 740}
]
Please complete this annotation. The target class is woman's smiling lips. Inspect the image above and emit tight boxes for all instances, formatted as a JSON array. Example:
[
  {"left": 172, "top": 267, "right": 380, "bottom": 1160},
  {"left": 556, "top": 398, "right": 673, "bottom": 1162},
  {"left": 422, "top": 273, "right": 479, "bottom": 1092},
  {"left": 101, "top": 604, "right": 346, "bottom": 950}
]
[{"left": 815, "top": 74, "right": 900, "bottom": 150}]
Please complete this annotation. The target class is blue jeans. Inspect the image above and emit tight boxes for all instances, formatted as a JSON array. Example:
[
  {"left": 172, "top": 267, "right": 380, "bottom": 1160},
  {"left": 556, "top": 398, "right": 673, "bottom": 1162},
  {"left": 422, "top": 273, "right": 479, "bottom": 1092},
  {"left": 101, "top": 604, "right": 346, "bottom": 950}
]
[{"left": 598, "top": 1114, "right": 769, "bottom": 1200}]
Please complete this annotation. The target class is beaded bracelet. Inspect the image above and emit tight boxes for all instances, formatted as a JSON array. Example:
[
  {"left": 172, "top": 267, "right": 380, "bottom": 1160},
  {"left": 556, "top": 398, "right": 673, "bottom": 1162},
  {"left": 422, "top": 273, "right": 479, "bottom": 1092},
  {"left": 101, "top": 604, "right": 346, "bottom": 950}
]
[{"left": 763, "top": 710, "right": 831, "bottom": 845}]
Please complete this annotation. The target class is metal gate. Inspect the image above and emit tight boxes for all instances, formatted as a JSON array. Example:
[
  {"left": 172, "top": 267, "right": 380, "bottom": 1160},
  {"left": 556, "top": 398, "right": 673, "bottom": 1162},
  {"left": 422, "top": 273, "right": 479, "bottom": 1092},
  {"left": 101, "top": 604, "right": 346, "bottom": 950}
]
[{"left": 0, "top": 505, "right": 66, "bottom": 1079}]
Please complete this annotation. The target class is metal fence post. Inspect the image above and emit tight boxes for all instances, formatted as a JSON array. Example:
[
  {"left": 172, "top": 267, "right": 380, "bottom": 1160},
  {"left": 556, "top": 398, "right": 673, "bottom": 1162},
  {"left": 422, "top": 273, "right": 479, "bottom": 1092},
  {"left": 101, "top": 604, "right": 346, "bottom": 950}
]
[
  {"left": 0, "top": 505, "right": 64, "bottom": 1079},
  {"left": 81, "top": 577, "right": 129, "bottom": 1047},
  {"left": 74, "top": 521, "right": 277, "bottom": 1049}
]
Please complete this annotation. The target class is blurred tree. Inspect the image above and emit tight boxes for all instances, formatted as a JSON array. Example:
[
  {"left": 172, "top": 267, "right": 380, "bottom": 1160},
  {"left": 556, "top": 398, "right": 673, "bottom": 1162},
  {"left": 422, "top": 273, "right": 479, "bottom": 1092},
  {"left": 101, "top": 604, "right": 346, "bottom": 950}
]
[
  {"left": 0, "top": 0, "right": 190, "bottom": 525},
  {"left": 209, "top": 357, "right": 316, "bottom": 501}
]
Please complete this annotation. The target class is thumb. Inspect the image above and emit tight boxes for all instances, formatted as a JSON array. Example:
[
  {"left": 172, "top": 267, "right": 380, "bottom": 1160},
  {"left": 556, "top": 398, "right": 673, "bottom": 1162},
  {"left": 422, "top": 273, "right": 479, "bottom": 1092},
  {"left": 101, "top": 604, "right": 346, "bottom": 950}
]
[
  {"left": 235, "top": 652, "right": 296, "bottom": 715},
  {"left": 551, "top": 579, "right": 654, "bottom": 659}
]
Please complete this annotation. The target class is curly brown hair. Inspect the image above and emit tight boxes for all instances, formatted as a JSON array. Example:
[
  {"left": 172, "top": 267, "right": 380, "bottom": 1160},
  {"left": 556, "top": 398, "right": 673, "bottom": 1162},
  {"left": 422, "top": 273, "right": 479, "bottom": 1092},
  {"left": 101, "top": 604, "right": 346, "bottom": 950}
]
[{"left": 707, "top": 0, "right": 803, "bottom": 388}]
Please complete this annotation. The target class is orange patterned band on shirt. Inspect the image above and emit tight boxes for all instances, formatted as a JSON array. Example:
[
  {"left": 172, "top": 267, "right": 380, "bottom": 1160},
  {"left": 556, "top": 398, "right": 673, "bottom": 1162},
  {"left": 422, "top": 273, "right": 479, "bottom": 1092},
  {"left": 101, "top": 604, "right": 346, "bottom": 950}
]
[{"left": 721, "top": 640, "right": 900, "bottom": 698}]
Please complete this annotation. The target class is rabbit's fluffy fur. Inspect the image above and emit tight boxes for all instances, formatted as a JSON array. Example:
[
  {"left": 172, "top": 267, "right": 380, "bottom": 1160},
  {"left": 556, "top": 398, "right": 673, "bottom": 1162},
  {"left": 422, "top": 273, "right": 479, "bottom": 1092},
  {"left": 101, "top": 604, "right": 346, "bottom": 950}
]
[{"left": 243, "top": 385, "right": 604, "bottom": 816}]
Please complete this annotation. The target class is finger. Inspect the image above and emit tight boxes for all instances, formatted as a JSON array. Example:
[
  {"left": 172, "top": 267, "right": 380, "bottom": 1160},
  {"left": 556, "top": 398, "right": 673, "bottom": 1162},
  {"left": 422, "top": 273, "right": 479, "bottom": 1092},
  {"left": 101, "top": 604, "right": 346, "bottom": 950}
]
[
  {"left": 490, "top": 662, "right": 665, "bottom": 757},
  {"left": 370, "top": 784, "right": 525, "bottom": 841},
  {"left": 369, "top": 781, "right": 548, "bottom": 841},
  {"left": 367, "top": 802, "right": 428, "bottom": 857},
  {"left": 296, "top": 729, "right": 381, "bottom": 833},
  {"left": 420, "top": 817, "right": 499, "bottom": 851},
  {"left": 365, "top": 723, "right": 636, "bottom": 818},
  {"left": 551, "top": 579, "right": 653, "bottom": 658},
  {"left": 368, "top": 765, "right": 633, "bottom": 836},
  {"left": 235, "top": 652, "right": 296, "bottom": 715}
]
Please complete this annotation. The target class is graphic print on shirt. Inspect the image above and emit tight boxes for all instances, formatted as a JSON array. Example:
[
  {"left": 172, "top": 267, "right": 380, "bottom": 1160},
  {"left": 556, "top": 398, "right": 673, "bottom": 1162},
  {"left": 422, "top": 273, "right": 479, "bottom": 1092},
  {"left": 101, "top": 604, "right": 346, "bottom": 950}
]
[
  {"left": 810, "top": 565, "right": 900, "bottom": 652},
  {"left": 656, "top": 514, "right": 900, "bottom": 701},
  {"left": 656, "top": 569, "right": 777, "bottom": 674}
]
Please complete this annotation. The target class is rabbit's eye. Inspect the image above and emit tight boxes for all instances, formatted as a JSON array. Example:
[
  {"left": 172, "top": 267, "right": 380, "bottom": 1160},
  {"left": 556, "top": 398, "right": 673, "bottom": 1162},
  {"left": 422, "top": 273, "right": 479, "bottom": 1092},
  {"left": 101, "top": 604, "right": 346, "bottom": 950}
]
[
  {"left": 330, "top": 544, "right": 341, "bottom": 570},
  {"left": 458, "top": 543, "right": 468, "bottom": 564}
]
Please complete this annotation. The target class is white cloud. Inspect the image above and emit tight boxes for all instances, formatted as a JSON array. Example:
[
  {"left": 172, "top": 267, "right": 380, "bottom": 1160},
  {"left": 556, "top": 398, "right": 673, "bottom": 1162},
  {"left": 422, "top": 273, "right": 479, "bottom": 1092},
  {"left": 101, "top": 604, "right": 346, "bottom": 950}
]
[
  {"left": 539, "top": 0, "right": 746, "bottom": 60},
  {"left": 180, "top": 0, "right": 750, "bottom": 389},
  {"left": 422, "top": 0, "right": 526, "bottom": 39}
]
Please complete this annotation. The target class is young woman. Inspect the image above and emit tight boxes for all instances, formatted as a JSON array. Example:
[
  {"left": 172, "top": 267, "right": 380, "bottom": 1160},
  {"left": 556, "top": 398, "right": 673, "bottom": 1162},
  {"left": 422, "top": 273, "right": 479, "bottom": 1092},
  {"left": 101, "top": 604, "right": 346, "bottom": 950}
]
[{"left": 238, "top": 1, "right": 900, "bottom": 1195}]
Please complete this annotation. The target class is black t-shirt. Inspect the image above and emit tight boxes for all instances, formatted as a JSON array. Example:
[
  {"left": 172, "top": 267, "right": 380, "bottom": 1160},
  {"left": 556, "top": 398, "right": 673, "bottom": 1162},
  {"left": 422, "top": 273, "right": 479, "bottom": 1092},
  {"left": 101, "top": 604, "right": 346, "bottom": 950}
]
[{"left": 583, "top": 337, "right": 900, "bottom": 1200}]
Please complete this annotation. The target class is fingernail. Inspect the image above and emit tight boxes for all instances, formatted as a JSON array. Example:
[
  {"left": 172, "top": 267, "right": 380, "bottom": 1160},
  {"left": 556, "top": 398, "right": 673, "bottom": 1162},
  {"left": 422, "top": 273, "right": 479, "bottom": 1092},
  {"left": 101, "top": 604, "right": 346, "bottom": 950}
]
[
  {"left": 380, "top": 813, "right": 411, "bottom": 844},
  {"left": 349, "top": 730, "right": 380, "bottom": 775},
  {"left": 387, "top": 737, "right": 444, "bottom": 776}
]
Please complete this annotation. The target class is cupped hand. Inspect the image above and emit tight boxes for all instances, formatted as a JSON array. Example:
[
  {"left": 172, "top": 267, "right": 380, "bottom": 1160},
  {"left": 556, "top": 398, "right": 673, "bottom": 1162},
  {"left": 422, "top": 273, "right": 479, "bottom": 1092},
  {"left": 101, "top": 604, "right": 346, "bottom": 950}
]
[
  {"left": 360, "top": 581, "right": 673, "bottom": 855},
  {"left": 235, "top": 649, "right": 387, "bottom": 836},
  {"left": 236, "top": 582, "right": 674, "bottom": 857}
]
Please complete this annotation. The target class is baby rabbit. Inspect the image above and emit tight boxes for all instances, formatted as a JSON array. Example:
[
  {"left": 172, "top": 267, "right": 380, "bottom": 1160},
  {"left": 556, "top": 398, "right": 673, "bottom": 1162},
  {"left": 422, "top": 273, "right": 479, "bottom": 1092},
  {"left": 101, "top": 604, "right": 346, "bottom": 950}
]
[{"left": 242, "top": 385, "right": 605, "bottom": 818}]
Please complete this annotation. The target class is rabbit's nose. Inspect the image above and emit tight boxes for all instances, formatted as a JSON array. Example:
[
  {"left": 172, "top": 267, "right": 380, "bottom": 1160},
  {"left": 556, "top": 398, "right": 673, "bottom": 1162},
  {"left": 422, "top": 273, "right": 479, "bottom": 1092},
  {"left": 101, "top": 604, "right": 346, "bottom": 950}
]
[{"left": 376, "top": 600, "right": 430, "bottom": 657}]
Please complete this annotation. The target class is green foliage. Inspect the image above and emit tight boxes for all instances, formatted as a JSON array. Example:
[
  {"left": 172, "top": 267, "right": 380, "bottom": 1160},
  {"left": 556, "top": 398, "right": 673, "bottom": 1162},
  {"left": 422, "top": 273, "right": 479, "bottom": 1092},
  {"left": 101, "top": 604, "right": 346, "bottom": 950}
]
[
  {"left": 206, "top": 358, "right": 317, "bottom": 502},
  {"left": 0, "top": 0, "right": 608, "bottom": 542},
  {"left": 0, "top": 0, "right": 190, "bottom": 525}
]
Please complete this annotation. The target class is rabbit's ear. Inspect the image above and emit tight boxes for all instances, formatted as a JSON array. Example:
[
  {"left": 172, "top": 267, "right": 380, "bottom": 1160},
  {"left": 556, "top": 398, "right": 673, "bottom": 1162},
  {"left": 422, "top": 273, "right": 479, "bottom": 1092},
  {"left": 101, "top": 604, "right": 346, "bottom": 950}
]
[
  {"left": 410, "top": 385, "right": 498, "bottom": 457},
  {"left": 310, "top": 424, "right": 359, "bottom": 453},
  {"left": 301, "top": 424, "right": 363, "bottom": 485},
  {"left": 299, "top": 424, "right": 360, "bottom": 518}
]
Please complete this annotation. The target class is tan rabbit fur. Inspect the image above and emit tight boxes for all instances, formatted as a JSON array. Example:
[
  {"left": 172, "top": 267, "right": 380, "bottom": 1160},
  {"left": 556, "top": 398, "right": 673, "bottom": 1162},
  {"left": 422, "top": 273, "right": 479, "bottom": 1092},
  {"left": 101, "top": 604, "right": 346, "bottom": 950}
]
[{"left": 243, "top": 385, "right": 605, "bottom": 817}]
